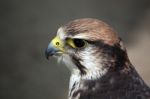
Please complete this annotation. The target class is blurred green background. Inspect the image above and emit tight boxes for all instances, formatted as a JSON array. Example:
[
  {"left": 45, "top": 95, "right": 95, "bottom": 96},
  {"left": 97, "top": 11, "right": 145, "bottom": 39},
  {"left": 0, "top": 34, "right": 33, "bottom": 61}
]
[{"left": 0, "top": 0, "right": 150, "bottom": 99}]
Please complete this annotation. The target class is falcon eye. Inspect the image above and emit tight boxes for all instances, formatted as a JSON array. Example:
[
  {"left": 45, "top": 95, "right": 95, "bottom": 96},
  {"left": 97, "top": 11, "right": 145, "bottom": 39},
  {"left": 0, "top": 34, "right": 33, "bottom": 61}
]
[
  {"left": 66, "top": 38, "right": 87, "bottom": 49},
  {"left": 73, "top": 39, "right": 86, "bottom": 48}
]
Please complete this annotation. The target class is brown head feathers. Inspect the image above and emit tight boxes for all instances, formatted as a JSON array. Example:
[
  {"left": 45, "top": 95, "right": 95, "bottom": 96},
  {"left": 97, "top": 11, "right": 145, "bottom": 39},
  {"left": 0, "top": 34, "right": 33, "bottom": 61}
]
[{"left": 63, "top": 18, "right": 119, "bottom": 46}]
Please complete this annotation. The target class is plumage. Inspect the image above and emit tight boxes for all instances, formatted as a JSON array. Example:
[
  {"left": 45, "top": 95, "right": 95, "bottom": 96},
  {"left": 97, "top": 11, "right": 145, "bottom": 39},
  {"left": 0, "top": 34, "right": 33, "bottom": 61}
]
[{"left": 45, "top": 18, "right": 150, "bottom": 99}]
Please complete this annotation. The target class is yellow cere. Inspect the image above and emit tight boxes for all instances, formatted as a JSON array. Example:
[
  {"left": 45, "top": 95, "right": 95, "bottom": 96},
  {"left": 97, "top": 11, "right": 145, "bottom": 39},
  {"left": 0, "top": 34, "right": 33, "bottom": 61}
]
[{"left": 51, "top": 36, "right": 65, "bottom": 52}]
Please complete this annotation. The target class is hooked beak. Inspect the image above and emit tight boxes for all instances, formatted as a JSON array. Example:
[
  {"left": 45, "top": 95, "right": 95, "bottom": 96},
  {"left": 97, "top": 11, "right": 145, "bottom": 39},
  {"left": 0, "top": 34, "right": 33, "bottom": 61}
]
[
  {"left": 45, "top": 44, "right": 59, "bottom": 59},
  {"left": 45, "top": 36, "right": 65, "bottom": 59}
]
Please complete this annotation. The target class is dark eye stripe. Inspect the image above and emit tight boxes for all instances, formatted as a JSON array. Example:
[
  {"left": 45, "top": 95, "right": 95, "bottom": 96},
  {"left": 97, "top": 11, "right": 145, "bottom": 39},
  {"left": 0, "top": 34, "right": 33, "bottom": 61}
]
[
  {"left": 71, "top": 55, "right": 86, "bottom": 75},
  {"left": 86, "top": 40, "right": 128, "bottom": 71}
]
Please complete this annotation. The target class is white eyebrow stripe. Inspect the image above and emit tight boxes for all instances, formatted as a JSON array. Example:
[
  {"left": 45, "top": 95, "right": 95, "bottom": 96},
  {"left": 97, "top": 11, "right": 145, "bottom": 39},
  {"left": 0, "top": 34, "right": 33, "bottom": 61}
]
[{"left": 72, "top": 34, "right": 89, "bottom": 40}]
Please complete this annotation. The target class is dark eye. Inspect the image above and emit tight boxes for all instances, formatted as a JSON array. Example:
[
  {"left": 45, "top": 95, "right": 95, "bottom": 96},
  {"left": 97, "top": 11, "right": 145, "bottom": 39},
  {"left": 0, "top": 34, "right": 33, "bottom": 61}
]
[{"left": 73, "top": 39, "right": 86, "bottom": 48}]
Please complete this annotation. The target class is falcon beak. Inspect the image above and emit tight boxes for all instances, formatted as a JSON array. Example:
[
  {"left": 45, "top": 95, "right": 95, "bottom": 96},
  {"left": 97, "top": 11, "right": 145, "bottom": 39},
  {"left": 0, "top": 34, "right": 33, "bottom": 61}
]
[{"left": 45, "top": 36, "right": 65, "bottom": 59}]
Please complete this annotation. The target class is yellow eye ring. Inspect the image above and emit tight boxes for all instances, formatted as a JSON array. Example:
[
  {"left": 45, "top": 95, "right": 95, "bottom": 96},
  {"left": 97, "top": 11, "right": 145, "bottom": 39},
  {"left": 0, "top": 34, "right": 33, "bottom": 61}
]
[{"left": 66, "top": 38, "right": 87, "bottom": 49}]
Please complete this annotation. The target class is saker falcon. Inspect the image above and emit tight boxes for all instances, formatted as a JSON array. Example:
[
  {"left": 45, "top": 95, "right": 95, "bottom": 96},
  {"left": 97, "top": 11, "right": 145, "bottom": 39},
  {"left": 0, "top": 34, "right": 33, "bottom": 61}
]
[{"left": 45, "top": 18, "right": 150, "bottom": 99}]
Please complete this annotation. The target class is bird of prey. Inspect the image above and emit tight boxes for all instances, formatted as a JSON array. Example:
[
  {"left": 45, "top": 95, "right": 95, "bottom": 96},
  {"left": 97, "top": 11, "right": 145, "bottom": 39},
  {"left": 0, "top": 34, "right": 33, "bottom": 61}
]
[{"left": 45, "top": 18, "right": 150, "bottom": 99}]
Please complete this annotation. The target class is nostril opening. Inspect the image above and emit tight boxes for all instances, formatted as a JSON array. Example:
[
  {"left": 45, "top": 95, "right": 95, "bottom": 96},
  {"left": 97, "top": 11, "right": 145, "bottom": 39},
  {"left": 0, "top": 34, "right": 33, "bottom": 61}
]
[{"left": 56, "top": 42, "right": 59, "bottom": 46}]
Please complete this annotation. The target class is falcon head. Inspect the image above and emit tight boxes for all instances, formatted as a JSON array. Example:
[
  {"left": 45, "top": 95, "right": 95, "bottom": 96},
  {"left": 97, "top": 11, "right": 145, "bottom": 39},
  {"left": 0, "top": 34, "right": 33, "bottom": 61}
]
[{"left": 45, "top": 18, "right": 129, "bottom": 79}]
